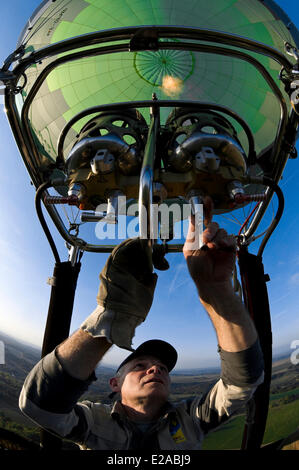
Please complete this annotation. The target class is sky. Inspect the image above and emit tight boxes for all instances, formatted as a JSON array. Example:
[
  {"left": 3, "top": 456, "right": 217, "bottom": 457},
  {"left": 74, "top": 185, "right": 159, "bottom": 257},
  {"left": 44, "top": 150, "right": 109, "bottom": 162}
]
[{"left": 0, "top": 0, "right": 299, "bottom": 370}]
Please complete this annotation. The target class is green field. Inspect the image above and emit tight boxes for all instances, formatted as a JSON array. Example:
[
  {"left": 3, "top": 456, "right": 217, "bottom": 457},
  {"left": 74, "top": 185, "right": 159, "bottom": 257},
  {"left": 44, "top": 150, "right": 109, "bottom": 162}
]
[
  {"left": 202, "top": 399, "right": 299, "bottom": 450},
  {"left": 269, "top": 387, "right": 299, "bottom": 402}
]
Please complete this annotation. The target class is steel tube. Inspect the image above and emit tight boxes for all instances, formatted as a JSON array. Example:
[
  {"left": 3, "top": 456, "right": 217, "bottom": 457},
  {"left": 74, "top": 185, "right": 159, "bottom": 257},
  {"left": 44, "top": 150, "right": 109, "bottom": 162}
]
[
  {"left": 138, "top": 102, "right": 159, "bottom": 243},
  {"left": 10, "top": 26, "right": 293, "bottom": 78}
]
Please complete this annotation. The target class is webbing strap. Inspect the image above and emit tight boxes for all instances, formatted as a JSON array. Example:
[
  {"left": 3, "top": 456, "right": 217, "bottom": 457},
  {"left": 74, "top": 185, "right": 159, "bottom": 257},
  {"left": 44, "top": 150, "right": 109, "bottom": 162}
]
[
  {"left": 238, "top": 248, "right": 272, "bottom": 449},
  {"left": 40, "top": 261, "right": 81, "bottom": 450}
]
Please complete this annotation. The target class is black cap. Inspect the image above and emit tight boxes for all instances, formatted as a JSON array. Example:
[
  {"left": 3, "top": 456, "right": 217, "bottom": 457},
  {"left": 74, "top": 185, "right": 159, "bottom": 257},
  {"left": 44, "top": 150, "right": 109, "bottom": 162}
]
[{"left": 116, "top": 339, "right": 178, "bottom": 373}]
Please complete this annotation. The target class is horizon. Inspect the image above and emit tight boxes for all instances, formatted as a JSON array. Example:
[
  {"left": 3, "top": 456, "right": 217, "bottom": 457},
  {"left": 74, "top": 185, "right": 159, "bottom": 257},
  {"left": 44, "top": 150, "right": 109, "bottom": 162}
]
[{"left": 0, "top": 329, "right": 294, "bottom": 372}]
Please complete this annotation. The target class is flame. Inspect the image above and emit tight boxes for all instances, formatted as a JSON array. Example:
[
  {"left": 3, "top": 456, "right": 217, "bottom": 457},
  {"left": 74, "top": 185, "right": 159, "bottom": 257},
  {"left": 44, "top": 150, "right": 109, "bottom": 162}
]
[{"left": 161, "top": 75, "right": 183, "bottom": 97}]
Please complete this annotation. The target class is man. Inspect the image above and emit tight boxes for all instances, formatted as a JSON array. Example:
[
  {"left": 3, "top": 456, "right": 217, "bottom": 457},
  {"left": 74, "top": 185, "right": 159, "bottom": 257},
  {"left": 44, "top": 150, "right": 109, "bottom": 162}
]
[{"left": 19, "top": 209, "right": 264, "bottom": 450}]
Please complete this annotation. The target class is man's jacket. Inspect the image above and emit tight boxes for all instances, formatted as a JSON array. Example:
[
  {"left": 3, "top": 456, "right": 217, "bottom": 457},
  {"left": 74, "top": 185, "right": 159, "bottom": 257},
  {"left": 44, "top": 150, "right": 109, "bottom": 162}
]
[{"left": 19, "top": 339, "right": 264, "bottom": 450}]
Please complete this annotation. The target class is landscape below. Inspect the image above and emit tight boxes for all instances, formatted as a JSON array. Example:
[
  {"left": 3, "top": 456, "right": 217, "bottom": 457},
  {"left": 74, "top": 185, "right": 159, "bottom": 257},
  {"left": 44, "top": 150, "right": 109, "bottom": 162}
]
[{"left": 0, "top": 332, "right": 298, "bottom": 450}]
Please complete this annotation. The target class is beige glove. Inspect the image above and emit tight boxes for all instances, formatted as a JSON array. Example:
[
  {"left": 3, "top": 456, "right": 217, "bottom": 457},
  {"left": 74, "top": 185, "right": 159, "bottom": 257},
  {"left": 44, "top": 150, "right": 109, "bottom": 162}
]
[{"left": 80, "top": 239, "right": 158, "bottom": 351}]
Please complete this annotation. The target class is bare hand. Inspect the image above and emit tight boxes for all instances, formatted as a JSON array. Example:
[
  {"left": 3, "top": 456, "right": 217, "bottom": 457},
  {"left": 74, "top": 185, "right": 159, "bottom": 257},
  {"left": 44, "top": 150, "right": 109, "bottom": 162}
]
[{"left": 183, "top": 197, "right": 236, "bottom": 288}]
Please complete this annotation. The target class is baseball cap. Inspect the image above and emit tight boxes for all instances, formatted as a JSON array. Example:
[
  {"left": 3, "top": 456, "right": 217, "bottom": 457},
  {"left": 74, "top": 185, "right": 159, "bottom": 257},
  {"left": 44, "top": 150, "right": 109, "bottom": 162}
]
[{"left": 116, "top": 339, "right": 178, "bottom": 373}]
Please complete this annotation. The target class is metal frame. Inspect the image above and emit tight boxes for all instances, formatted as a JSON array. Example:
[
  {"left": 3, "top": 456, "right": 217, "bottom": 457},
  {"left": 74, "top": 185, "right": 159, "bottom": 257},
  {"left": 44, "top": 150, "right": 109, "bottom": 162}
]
[
  {"left": 2, "top": 21, "right": 298, "bottom": 452},
  {"left": 3, "top": 25, "right": 298, "bottom": 253}
]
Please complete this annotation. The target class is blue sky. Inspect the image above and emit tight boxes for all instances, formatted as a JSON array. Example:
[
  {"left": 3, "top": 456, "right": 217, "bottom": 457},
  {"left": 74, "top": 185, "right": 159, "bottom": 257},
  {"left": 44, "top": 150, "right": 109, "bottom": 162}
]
[{"left": 0, "top": 0, "right": 299, "bottom": 369}]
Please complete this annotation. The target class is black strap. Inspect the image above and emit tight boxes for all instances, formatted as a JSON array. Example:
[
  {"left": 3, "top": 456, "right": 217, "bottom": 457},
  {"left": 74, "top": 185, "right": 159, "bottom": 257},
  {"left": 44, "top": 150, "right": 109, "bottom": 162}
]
[
  {"left": 40, "top": 260, "right": 81, "bottom": 450},
  {"left": 238, "top": 248, "right": 272, "bottom": 449}
]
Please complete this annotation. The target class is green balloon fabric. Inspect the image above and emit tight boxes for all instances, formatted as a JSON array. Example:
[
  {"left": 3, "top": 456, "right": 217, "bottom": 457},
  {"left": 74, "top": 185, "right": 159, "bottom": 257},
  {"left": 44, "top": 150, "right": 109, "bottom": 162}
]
[{"left": 15, "top": 0, "right": 299, "bottom": 162}]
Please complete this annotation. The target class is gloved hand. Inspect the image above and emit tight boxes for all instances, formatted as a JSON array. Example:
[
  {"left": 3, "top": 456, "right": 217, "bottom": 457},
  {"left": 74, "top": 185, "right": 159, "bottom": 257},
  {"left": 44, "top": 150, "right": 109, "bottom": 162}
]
[{"left": 80, "top": 238, "right": 158, "bottom": 351}]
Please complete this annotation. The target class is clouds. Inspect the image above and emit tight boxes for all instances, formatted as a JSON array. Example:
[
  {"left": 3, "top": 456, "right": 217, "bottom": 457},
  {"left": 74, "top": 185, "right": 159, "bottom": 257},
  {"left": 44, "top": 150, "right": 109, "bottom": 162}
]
[
  {"left": 0, "top": 237, "right": 22, "bottom": 267},
  {"left": 270, "top": 251, "right": 299, "bottom": 288},
  {"left": 290, "top": 272, "right": 299, "bottom": 286},
  {"left": 167, "top": 262, "right": 191, "bottom": 295},
  {"left": 272, "top": 309, "right": 288, "bottom": 320}
]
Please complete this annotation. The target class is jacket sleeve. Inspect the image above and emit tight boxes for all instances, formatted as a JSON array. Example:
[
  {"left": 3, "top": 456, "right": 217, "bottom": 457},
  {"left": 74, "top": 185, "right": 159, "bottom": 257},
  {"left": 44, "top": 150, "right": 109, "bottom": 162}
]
[
  {"left": 19, "top": 348, "right": 96, "bottom": 442},
  {"left": 190, "top": 338, "right": 265, "bottom": 434}
]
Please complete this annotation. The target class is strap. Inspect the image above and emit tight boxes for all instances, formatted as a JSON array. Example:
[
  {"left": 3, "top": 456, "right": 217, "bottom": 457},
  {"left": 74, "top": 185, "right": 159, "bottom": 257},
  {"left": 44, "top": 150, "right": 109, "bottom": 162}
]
[{"left": 238, "top": 248, "right": 272, "bottom": 449}]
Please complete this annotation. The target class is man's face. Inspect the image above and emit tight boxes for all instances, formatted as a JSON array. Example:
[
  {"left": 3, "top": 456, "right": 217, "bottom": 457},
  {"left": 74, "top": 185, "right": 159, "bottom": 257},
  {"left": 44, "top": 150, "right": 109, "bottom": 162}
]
[{"left": 113, "top": 355, "right": 171, "bottom": 405}]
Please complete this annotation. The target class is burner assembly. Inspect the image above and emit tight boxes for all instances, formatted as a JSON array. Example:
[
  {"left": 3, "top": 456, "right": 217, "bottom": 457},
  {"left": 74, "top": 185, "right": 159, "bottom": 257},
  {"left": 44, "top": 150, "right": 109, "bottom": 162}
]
[{"left": 51, "top": 105, "right": 256, "bottom": 229}]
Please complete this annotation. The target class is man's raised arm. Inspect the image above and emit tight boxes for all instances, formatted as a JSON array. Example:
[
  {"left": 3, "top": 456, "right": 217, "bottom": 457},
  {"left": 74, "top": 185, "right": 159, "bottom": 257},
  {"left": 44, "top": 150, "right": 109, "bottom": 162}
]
[
  {"left": 183, "top": 202, "right": 258, "bottom": 353},
  {"left": 19, "top": 239, "right": 158, "bottom": 439},
  {"left": 183, "top": 202, "right": 264, "bottom": 433}
]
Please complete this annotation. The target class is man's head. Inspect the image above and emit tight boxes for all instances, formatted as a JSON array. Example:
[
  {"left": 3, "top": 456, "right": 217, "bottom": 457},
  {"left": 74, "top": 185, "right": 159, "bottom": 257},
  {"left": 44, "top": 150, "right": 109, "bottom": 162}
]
[{"left": 109, "top": 340, "right": 177, "bottom": 406}]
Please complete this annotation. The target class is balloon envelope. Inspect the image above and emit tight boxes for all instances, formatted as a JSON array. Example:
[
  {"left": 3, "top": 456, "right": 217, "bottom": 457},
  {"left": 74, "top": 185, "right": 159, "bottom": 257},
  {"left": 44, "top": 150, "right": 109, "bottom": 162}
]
[{"left": 15, "top": 0, "right": 299, "bottom": 165}]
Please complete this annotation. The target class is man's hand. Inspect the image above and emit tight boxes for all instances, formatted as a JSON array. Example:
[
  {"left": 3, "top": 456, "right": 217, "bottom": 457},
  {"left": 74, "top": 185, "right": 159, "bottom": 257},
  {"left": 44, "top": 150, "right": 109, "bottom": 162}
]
[
  {"left": 98, "top": 238, "right": 158, "bottom": 310},
  {"left": 183, "top": 197, "right": 236, "bottom": 294},
  {"left": 183, "top": 197, "right": 257, "bottom": 351},
  {"left": 57, "top": 239, "right": 163, "bottom": 379},
  {"left": 81, "top": 238, "right": 158, "bottom": 351}
]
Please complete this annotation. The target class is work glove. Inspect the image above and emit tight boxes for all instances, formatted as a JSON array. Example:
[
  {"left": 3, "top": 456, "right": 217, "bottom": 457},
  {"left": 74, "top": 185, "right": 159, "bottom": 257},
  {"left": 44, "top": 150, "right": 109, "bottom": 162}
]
[{"left": 80, "top": 238, "right": 158, "bottom": 351}]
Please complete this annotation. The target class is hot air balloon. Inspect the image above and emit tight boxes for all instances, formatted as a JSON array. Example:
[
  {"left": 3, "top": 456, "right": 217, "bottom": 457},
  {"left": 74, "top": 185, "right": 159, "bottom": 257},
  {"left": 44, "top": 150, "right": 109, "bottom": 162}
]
[{"left": 1, "top": 0, "right": 298, "bottom": 450}]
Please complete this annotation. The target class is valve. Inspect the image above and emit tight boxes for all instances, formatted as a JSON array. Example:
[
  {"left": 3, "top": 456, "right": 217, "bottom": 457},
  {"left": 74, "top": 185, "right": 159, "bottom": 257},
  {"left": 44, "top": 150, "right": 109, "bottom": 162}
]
[
  {"left": 194, "top": 147, "right": 221, "bottom": 172},
  {"left": 68, "top": 182, "right": 86, "bottom": 201},
  {"left": 227, "top": 180, "right": 245, "bottom": 199},
  {"left": 186, "top": 189, "right": 204, "bottom": 216},
  {"left": 90, "top": 149, "right": 115, "bottom": 174},
  {"left": 227, "top": 180, "right": 267, "bottom": 204}
]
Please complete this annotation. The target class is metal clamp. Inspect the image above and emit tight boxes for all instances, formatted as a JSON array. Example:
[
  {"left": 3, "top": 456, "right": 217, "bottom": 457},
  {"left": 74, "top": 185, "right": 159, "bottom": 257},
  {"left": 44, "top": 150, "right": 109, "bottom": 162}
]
[
  {"left": 290, "top": 79, "right": 299, "bottom": 114},
  {"left": 285, "top": 42, "right": 299, "bottom": 62}
]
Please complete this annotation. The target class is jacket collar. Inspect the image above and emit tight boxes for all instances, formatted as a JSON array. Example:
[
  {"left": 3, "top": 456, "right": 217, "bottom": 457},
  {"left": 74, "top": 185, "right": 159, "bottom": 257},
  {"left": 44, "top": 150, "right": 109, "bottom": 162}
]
[{"left": 111, "top": 400, "right": 175, "bottom": 422}]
